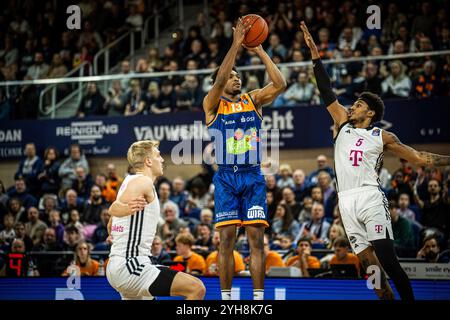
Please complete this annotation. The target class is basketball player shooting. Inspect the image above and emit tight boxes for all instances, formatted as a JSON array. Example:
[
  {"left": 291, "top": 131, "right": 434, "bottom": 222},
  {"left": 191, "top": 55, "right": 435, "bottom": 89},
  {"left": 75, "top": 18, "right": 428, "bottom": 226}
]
[
  {"left": 106, "top": 140, "right": 205, "bottom": 300},
  {"left": 203, "top": 17, "right": 287, "bottom": 300},
  {"left": 300, "top": 21, "right": 450, "bottom": 300}
]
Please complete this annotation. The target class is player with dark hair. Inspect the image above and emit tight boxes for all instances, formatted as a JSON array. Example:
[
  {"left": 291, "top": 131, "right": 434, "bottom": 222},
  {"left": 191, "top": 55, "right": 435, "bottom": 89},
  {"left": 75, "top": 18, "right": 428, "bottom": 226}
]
[
  {"left": 203, "top": 18, "right": 287, "bottom": 300},
  {"left": 300, "top": 21, "right": 450, "bottom": 301}
]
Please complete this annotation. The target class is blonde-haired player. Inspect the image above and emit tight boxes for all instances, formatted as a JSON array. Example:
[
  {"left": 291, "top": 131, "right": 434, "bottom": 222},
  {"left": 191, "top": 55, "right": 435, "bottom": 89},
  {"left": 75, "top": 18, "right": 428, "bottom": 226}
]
[{"left": 106, "top": 140, "right": 206, "bottom": 300}]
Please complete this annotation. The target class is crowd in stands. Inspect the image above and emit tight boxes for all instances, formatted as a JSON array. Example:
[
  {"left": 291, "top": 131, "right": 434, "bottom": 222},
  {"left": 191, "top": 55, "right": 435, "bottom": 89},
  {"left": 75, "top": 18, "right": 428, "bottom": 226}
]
[
  {"left": 1, "top": 0, "right": 450, "bottom": 120},
  {"left": 0, "top": 142, "right": 449, "bottom": 277}
]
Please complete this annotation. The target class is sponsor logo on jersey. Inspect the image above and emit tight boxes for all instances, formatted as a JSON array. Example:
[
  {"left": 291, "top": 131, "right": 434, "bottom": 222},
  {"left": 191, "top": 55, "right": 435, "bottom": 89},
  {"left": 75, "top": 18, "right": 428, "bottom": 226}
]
[
  {"left": 375, "top": 225, "right": 383, "bottom": 233},
  {"left": 247, "top": 205, "right": 265, "bottom": 219},
  {"left": 222, "top": 119, "right": 236, "bottom": 125},
  {"left": 215, "top": 211, "right": 238, "bottom": 219},
  {"left": 111, "top": 225, "right": 124, "bottom": 232},
  {"left": 372, "top": 128, "right": 380, "bottom": 136},
  {"left": 242, "top": 97, "right": 249, "bottom": 105},
  {"left": 349, "top": 149, "right": 364, "bottom": 166},
  {"left": 349, "top": 236, "right": 357, "bottom": 244},
  {"left": 241, "top": 116, "right": 255, "bottom": 123},
  {"left": 345, "top": 129, "right": 351, "bottom": 133}
]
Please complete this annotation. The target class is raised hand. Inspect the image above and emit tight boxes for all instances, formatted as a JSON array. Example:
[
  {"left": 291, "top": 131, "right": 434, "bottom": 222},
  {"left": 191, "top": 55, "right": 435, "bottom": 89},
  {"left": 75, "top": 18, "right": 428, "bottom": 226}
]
[
  {"left": 300, "top": 21, "right": 317, "bottom": 50},
  {"left": 232, "top": 17, "right": 251, "bottom": 46}
]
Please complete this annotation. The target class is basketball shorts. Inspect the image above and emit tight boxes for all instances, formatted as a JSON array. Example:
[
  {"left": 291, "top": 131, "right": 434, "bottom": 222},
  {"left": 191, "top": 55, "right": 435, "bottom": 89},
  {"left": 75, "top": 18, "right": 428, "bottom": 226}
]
[
  {"left": 213, "top": 165, "right": 268, "bottom": 228},
  {"left": 338, "top": 186, "right": 393, "bottom": 255},
  {"left": 106, "top": 255, "right": 178, "bottom": 300}
]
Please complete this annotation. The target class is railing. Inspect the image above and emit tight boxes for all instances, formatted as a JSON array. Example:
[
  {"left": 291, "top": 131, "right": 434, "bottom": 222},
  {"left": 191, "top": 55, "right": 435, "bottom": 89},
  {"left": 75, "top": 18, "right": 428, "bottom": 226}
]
[{"left": 38, "top": 61, "right": 92, "bottom": 118}]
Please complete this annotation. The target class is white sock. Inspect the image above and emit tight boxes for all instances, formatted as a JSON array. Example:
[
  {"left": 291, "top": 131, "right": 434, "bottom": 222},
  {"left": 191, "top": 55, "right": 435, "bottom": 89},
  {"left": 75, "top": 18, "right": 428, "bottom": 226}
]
[
  {"left": 253, "top": 289, "right": 264, "bottom": 300},
  {"left": 221, "top": 289, "right": 231, "bottom": 300}
]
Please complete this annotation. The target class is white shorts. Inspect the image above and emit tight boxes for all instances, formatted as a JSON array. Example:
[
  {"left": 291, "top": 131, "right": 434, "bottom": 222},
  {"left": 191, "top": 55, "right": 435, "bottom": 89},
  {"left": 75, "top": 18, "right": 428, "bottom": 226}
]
[
  {"left": 338, "top": 186, "right": 393, "bottom": 255},
  {"left": 106, "top": 256, "right": 161, "bottom": 299}
]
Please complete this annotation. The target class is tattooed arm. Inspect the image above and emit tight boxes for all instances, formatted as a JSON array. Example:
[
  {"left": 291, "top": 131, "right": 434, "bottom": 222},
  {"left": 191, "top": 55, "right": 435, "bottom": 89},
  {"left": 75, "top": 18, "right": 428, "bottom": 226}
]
[{"left": 383, "top": 131, "right": 450, "bottom": 167}]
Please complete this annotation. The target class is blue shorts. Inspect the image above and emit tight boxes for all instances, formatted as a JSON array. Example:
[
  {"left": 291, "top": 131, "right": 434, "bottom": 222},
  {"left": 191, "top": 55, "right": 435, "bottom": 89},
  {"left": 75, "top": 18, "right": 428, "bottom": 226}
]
[{"left": 213, "top": 165, "right": 268, "bottom": 229}]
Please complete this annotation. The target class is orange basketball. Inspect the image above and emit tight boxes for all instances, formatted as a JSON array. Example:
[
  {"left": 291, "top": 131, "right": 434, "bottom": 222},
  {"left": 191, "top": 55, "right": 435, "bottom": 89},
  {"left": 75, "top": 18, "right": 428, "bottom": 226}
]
[{"left": 242, "top": 14, "right": 269, "bottom": 48}]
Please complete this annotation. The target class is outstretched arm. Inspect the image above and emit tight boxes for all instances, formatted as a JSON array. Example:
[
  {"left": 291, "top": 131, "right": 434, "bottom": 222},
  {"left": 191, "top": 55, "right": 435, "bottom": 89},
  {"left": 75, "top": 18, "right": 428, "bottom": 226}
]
[
  {"left": 383, "top": 130, "right": 450, "bottom": 167},
  {"left": 300, "top": 21, "right": 348, "bottom": 128},
  {"left": 248, "top": 45, "right": 287, "bottom": 110},
  {"left": 203, "top": 18, "right": 250, "bottom": 122}
]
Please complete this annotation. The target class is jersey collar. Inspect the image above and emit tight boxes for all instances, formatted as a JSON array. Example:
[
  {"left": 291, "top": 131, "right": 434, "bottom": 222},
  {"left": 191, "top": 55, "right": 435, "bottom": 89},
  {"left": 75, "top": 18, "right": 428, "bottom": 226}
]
[{"left": 220, "top": 95, "right": 241, "bottom": 103}]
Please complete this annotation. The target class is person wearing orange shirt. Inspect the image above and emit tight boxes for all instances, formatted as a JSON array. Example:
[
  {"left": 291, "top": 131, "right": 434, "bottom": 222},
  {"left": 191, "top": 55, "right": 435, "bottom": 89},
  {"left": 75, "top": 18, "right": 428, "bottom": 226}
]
[
  {"left": 205, "top": 231, "right": 245, "bottom": 276},
  {"left": 174, "top": 233, "right": 207, "bottom": 275},
  {"left": 62, "top": 241, "right": 99, "bottom": 276},
  {"left": 264, "top": 234, "right": 285, "bottom": 274},
  {"left": 286, "top": 237, "right": 320, "bottom": 277},
  {"left": 330, "top": 236, "right": 361, "bottom": 276}
]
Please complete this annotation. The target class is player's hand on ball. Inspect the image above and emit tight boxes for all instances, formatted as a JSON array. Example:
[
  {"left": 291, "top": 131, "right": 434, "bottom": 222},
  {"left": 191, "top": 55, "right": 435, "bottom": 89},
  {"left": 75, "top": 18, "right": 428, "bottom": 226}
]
[
  {"left": 232, "top": 17, "right": 251, "bottom": 46},
  {"left": 128, "top": 196, "right": 147, "bottom": 213},
  {"left": 242, "top": 44, "right": 263, "bottom": 53}
]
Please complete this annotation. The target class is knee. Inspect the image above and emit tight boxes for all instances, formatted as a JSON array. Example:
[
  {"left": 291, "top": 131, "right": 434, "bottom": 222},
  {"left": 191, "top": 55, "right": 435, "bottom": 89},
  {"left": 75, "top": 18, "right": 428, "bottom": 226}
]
[{"left": 190, "top": 278, "right": 206, "bottom": 300}]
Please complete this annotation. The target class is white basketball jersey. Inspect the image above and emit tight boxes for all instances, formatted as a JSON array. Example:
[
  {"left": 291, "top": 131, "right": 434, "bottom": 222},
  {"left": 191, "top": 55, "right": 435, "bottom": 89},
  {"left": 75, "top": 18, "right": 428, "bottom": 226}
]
[
  {"left": 334, "top": 122, "right": 384, "bottom": 193},
  {"left": 109, "top": 174, "right": 160, "bottom": 258}
]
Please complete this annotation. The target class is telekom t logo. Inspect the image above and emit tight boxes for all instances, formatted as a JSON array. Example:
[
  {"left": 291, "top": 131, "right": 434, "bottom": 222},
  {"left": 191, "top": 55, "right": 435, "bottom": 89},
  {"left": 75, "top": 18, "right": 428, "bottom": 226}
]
[
  {"left": 375, "top": 225, "right": 383, "bottom": 233},
  {"left": 349, "top": 150, "right": 363, "bottom": 166}
]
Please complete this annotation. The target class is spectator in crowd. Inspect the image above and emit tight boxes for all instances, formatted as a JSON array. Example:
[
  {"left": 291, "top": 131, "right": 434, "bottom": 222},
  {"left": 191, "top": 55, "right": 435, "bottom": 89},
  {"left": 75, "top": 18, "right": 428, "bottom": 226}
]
[
  {"left": 414, "top": 179, "right": 449, "bottom": 237},
  {"left": 277, "top": 164, "right": 295, "bottom": 189},
  {"left": 145, "top": 81, "right": 159, "bottom": 113},
  {"left": 186, "top": 178, "right": 212, "bottom": 215},
  {"left": 152, "top": 79, "right": 175, "bottom": 114},
  {"left": 49, "top": 209, "right": 65, "bottom": 246},
  {"left": 105, "top": 163, "right": 122, "bottom": 197},
  {"left": 272, "top": 203, "right": 300, "bottom": 241},
  {"left": 105, "top": 80, "right": 125, "bottom": 116},
  {"left": 292, "top": 169, "right": 309, "bottom": 203},
  {"left": 307, "top": 155, "right": 334, "bottom": 185},
  {"left": 7, "top": 177, "right": 37, "bottom": 210},
  {"left": 174, "top": 233, "right": 207, "bottom": 275},
  {"left": 158, "top": 201, "right": 187, "bottom": 247},
  {"left": 7, "top": 197, "right": 27, "bottom": 223},
  {"left": 94, "top": 174, "right": 116, "bottom": 204},
  {"left": 147, "top": 47, "right": 163, "bottom": 72},
  {"left": 0, "top": 180, "right": 8, "bottom": 211},
  {"left": 25, "top": 206, "right": 48, "bottom": 247},
  {"left": 205, "top": 230, "right": 245, "bottom": 276},
  {"left": 0, "top": 214, "right": 16, "bottom": 249},
  {"left": 170, "top": 177, "right": 189, "bottom": 214},
  {"left": 282, "top": 72, "right": 316, "bottom": 105},
  {"left": 417, "top": 234, "right": 449, "bottom": 263},
  {"left": 91, "top": 208, "right": 110, "bottom": 246},
  {"left": 317, "top": 171, "right": 337, "bottom": 218},
  {"left": 39, "top": 194, "right": 58, "bottom": 225},
  {"left": 192, "top": 223, "right": 213, "bottom": 254},
  {"left": 60, "top": 189, "right": 85, "bottom": 224},
  {"left": 34, "top": 227, "right": 63, "bottom": 252},
  {"left": 298, "top": 196, "right": 313, "bottom": 224},
  {"left": 266, "top": 191, "right": 277, "bottom": 222},
  {"left": 62, "top": 241, "right": 99, "bottom": 276},
  {"left": 119, "top": 60, "right": 133, "bottom": 90},
  {"left": 64, "top": 225, "right": 82, "bottom": 251},
  {"left": 71, "top": 166, "right": 94, "bottom": 201},
  {"left": 311, "top": 186, "right": 324, "bottom": 204},
  {"left": 266, "top": 175, "right": 282, "bottom": 204},
  {"left": 66, "top": 209, "right": 85, "bottom": 237},
  {"left": 281, "top": 187, "right": 302, "bottom": 220},
  {"left": 387, "top": 170, "right": 414, "bottom": 202},
  {"left": 267, "top": 33, "right": 287, "bottom": 60},
  {"left": 0, "top": 37, "right": 19, "bottom": 67},
  {"left": 411, "top": 2, "right": 434, "bottom": 38},
  {"left": 82, "top": 185, "right": 107, "bottom": 226},
  {"left": 296, "top": 202, "right": 331, "bottom": 246},
  {"left": 13, "top": 222, "right": 33, "bottom": 252},
  {"left": 77, "top": 21, "right": 103, "bottom": 52},
  {"left": 329, "top": 237, "right": 361, "bottom": 276},
  {"left": 125, "top": 4, "right": 143, "bottom": 32},
  {"left": 38, "top": 146, "right": 61, "bottom": 196},
  {"left": 77, "top": 82, "right": 107, "bottom": 117},
  {"left": 58, "top": 144, "right": 90, "bottom": 192},
  {"left": 398, "top": 193, "right": 416, "bottom": 221},
  {"left": 47, "top": 53, "right": 68, "bottom": 79},
  {"left": 413, "top": 60, "right": 439, "bottom": 98},
  {"left": 25, "top": 52, "right": 49, "bottom": 80},
  {"left": 286, "top": 237, "right": 320, "bottom": 277},
  {"left": 199, "top": 208, "right": 214, "bottom": 226},
  {"left": 158, "top": 182, "right": 172, "bottom": 215},
  {"left": 264, "top": 234, "right": 285, "bottom": 274},
  {"left": 389, "top": 201, "right": 416, "bottom": 257},
  {"left": 150, "top": 236, "right": 172, "bottom": 265},
  {"left": 124, "top": 79, "right": 146, "bottom": 116},
  {"left": 14, "top": 143, "right": 43, "bottom": 196},
  {"left": 381, "top": 60, "right": 412, "bottom": 98}
]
